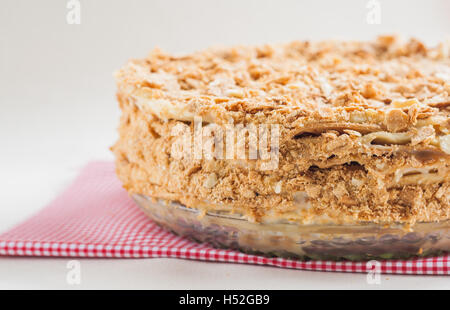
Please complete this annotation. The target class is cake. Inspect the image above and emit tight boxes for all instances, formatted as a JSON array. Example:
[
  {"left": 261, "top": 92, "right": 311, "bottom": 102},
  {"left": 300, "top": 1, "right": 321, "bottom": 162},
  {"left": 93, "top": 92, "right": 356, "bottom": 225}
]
[
  {"left": 113, "top": 35, "right": 449, "bottom": 227},
  {"left": 112, "top": 36, "right": 450, "bottom": 259}
]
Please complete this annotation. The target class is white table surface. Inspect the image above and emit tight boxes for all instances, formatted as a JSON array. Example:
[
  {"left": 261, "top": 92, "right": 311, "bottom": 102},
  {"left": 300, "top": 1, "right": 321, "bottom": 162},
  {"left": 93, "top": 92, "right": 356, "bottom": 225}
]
[{"left": 1, "top": 0, "right": 449, "bottom": 290}]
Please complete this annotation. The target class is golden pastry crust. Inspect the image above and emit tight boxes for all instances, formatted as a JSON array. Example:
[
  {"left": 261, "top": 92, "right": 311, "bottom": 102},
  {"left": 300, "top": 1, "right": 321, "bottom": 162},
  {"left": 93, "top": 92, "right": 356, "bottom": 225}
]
[{"left": 113, "top": 36, "right": 450, "bottom": 225}]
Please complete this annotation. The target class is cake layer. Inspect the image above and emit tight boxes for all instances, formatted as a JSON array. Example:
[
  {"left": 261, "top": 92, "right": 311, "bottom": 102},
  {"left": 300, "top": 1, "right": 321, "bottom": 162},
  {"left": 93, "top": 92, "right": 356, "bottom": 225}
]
[{"left": 112, "top": 103, "right": 449, "bottom": 224}]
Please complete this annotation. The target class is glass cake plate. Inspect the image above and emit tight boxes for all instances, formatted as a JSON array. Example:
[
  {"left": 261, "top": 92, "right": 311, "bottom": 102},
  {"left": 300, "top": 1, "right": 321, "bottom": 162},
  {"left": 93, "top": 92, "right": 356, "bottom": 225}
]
[{"left": 133, "top": 194, "right": 450, "bottom": 261}]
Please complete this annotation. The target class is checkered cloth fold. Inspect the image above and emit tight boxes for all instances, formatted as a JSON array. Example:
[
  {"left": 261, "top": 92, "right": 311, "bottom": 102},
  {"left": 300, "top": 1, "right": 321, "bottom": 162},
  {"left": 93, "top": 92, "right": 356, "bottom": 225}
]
[{"left": 0, "top": 162, "right": 448, "bottom": 275}]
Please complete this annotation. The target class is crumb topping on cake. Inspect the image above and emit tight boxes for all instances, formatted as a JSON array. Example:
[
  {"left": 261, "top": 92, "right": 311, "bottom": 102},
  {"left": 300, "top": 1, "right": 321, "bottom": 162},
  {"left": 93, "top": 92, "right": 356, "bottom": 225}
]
[{"left": 116, "top": 35, "right": 449, "bottom": 127}]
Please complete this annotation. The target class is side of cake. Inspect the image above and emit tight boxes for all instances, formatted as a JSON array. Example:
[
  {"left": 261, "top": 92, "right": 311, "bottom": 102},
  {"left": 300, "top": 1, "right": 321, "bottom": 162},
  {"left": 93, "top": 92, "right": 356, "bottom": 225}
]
[{"left": 112, "top": 36, "right": 450, "bottom": 225}]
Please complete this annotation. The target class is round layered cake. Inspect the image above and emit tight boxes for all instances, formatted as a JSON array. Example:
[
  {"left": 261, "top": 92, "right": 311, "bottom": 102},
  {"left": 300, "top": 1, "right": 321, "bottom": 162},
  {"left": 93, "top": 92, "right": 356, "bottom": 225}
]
[{"left": 112, "top": 36, "right": 449, "bottom": 260}]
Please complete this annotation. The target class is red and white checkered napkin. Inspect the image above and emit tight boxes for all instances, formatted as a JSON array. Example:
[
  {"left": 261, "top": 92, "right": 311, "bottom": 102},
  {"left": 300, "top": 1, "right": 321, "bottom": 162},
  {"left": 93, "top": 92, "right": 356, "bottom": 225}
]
[{"left": 0, "top": 162, "right": 448, "bottom": 275}]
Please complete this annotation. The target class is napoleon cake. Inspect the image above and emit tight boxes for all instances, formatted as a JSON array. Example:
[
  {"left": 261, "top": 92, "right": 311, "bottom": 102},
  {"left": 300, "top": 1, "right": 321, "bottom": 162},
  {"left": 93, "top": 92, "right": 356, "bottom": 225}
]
[{"left": 112, "top": 36, "right": 450, "bottom": 260}]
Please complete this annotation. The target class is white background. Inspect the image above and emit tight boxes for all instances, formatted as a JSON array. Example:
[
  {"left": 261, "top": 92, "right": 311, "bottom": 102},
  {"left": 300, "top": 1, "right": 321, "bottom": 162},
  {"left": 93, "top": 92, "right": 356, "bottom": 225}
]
[{"left": 0, "top": 0, "right": 449, "bottom": 289}]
